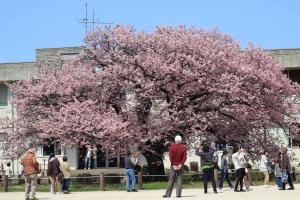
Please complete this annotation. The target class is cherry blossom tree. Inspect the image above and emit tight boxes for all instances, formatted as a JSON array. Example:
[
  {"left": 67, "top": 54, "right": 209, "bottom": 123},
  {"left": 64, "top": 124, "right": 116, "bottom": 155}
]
[{"left": 1, "top": 26, "right": 299, "bottom": 161}]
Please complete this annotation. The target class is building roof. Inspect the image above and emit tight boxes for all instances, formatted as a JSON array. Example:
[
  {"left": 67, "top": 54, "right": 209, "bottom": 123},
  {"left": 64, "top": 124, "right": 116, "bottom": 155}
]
[
  {"left": 268, "top": 48, "right": 300, "bottom": 69},
  {"left": 0, "top": 47, "right": 300, "bottom": 81},
  {"left": 0, "top": 62, "right": 36, "bottom": 81}
]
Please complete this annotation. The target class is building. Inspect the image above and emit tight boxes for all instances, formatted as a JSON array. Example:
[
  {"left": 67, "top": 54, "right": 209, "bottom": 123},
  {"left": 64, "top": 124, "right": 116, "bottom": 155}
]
[{"left": 1, "top": 47, "right": 300, "bottom": 174}]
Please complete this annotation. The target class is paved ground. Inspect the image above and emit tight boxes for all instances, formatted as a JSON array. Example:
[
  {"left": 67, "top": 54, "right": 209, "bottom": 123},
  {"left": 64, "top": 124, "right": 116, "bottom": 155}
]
[{"left": 1, "top": 184, "right": 299, "bottom": 200}]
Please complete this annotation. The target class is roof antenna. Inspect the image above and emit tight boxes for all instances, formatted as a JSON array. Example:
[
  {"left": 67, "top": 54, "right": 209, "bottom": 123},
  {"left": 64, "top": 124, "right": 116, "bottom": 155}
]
[{"left": 77, "top": 0, "right": 113, "bottom": 36}]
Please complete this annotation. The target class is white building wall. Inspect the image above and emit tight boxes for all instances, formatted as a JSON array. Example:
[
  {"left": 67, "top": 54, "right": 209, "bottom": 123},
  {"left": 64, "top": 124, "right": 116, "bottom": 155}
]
[{"left": 63, "top": 147, "right": 78, "bottom": 170}]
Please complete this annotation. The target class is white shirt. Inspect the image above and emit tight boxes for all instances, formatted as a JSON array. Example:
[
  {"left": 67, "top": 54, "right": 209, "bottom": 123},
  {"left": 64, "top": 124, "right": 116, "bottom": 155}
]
[
  {"left": 86, "top": 149, "right": 92, "bottom": 158},
  {"left": 232, "top": 152, "right": 243, "bottom": 170},
  {"left": 260, "top": 155, "right": 268, "bottom": 172},
  {"left": 130, "top": 157, "right": 138, "bottom": 166},
  {"left": 4, "top": 166, "right": 12, "bottom": 177}
]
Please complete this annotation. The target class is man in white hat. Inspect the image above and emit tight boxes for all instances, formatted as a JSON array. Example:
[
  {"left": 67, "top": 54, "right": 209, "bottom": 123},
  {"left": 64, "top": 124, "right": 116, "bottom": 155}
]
[{"left": 163, "top": 135, "right": 187, "bottom": 198}]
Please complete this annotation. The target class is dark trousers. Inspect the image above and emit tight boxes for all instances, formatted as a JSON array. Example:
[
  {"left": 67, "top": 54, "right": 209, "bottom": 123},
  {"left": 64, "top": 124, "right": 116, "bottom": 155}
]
[
  {"left": 276, "top": 177, "right": 282, "bottom": 188},
  {"left": 219, "top": 169, "right": 233, "bottom": 189},
  {"left": 62, "top": 179, "right": 70, "bottom": 191},
  {"left": 203, "top": 167, "right": 217, "bottom": 193},
  {"left": 234, "top": 168, "right": 245, "bottom": 191},
  {"left": 282, "top": 171, "right": 294, "bottom": 189},
  {"left": 164, "top": 167, "right": 184, "bottom": 197}
]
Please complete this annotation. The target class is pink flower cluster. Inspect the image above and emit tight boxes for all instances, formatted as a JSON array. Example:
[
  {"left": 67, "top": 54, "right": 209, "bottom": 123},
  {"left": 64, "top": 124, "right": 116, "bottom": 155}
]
[{"left": 1, "top": 26, "right": 299, "bottom": 158}]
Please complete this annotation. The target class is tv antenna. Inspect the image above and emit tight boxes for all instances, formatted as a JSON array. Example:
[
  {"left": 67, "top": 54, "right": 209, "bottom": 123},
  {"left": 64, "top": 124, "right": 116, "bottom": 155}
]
[{"left": 77, "top": 0, "right": 113, "bottom": 36}]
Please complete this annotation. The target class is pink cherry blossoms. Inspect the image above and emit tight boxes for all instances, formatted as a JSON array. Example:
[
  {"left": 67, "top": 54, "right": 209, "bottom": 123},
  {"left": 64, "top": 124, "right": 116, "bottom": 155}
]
[{"left": 1, "top": 26, "right": 300, "bottom": 158}]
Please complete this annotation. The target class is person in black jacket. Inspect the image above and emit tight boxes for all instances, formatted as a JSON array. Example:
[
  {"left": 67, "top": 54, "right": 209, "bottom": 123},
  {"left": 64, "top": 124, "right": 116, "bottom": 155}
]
[
  {"left": 196, "top": 142, "right": 217, "bottom": 194},
  {"left": 47, "top": 153, "right": 61, "bottom": 194},
  {"left": 280, "top": 147, "right": 294, "bottom": 190}
]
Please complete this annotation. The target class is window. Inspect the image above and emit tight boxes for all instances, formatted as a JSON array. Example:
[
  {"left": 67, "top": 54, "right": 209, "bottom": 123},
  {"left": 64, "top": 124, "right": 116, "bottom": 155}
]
[
  {"left": 0, "top": 84, "right": 8, "bottom": 106},
  {"left": 95, "top": 66, "right": 102, "bottom": 73},
  {"left": 0, "top": 132, "right": 7, "bottom": 159},
  {"left": 286, "top": 69, "right": 300, "bottom": 84},
  {"left": 43, "top": 141, "right": 55, "bottom": 156},
  {"left": 42, "top": 139, "right": 60, "bottom": 156}
]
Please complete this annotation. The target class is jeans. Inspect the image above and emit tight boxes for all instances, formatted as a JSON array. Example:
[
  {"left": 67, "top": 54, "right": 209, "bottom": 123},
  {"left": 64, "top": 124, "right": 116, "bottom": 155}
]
[
  {"left": 126, "top": 169, "right": 136, "bottom": 191},
  {"left": 282, "top": 171, "right": 294, "bottom": 189},
  {"left": 85, "top": 157, "right": 91, "bottom": 169},
  {"left": 203, "top": 167, "right": 217, "bottom": 193},
  {"left": 276, "top": 177, "right": 282, "bottom": 188},
  {"left": 219, "top": 169, "right": 233, "bottom": 189},
  {"left": 62, "top": 179, "right": 70, "bottom": 191}
]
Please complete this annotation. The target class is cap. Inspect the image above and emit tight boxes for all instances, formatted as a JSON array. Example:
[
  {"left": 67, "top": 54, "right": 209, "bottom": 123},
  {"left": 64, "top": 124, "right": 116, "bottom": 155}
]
[{"left": 175, "top": 135, "right": 182, "bottom": 144}]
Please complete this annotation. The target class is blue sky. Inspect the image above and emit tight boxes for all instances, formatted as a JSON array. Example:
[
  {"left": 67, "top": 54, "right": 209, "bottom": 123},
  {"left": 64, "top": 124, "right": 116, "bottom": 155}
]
[{"left": 0, "top": 0, "right": 300, "bottom": 63}]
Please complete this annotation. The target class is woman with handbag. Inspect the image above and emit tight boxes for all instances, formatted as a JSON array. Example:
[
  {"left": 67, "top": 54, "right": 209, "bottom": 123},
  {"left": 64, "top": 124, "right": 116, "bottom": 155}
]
[{"left": 47, "top": 153, "right": 62, "bottom": 194}]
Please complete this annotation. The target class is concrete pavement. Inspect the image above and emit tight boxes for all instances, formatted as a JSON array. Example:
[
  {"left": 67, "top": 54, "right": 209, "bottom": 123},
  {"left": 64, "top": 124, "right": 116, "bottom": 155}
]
[{"left": 1, "top": 184, "right": 299, "bottom": 200}]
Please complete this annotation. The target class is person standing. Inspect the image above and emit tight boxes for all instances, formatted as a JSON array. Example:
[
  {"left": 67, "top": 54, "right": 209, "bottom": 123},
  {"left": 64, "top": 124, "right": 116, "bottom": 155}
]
[
  {"left": 260, "top": 150, "right": 270, "bottom": 188},
  {"left": 2, "top": 162, "right": 12, "bottom": 192},
  {"left": 213, "top": 151, "right": 219, "bottom": 189},
  {"left": 84, "top": 146, "right": 95, "bottom": 169},
  {"left": 60, "top": 156, "right": 71, "bottom": 194},
  {"left": 21, "top": 147, "right": 40, "bottom": 200},
  {"left": 239, "top": 149, "right": 251, "bottom": 191},
  {"left": 245, "top": 161, "right": 253, "bottom": 186},
  {"left": 272, "top": 158, "right": 283, "bottom": 189},
  {"left": 232, "top": 147, "right": 246, "bottom": 192},
  {"left": 163, "top": 135, "right": 187, "bottom": 198},
  {"left": 47, "top": 153, "right": 62, "bottom": 194},
  {"left": 4, "top": 162, "right": 12, "bottom": 178},
  {"left": 280, "top": 147, "right": 295, "bottom": 190},
  {"left": 218, "top": 150, "right": 234, "bottom": 192},
  {"left": 125, "top": 151, "right": 139, "bottom": 192},
  {"left": 196, "top": 142, "right": 217, "bottom": 194}
]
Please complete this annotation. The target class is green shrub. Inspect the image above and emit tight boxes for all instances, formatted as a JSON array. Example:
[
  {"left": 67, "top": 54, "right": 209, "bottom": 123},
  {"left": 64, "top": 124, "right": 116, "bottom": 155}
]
[
  {"left": 183, "top": 174, "right": 192, "bottom": 184},
  {"left": 75, "top": 173, "right": 95, "bottom": 184},
  {"left": 105, "top": 173, "right": 123, "bottom": 184},
  {"left": 183, "top": 165, "right": 189, "bottom": 172}
]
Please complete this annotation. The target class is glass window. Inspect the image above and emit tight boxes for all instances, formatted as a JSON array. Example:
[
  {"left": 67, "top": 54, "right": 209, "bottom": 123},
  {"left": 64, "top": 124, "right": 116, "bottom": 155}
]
[
  {"left": 43, "top": 139, "right": 55, "bottom": 156},
  {"left": 0, "top": 84, "right": 8, "bottom": 106},
  {"left": 287, "top": 69, "right": 300, "bottom": 84}
]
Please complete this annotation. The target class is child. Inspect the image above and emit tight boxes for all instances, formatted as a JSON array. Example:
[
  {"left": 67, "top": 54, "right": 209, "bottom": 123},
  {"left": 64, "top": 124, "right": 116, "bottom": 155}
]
[
  {"left": 60, "top": 156, "right": 71, "bottom": 194},
  {"left": 272, "top": 158, "right": 282, "bottom": 189}
]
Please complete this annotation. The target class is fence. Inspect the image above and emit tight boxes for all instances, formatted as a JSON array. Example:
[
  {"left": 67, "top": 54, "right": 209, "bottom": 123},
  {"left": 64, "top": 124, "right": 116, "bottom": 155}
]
[{"left": 1, "top": 170, "right": 300, "bottom": 192}]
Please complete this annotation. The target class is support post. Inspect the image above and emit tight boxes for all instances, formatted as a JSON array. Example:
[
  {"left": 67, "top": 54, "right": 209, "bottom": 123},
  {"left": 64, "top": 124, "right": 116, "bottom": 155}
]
[
  {"left": 3, "top": 175, "right": 8, "bottom": 192},
  {"left": 138, "top": 171, "right": 143, "bottom": 190},
  {"left": 100, "top": 173, "right": 105, "bottom": 191}
]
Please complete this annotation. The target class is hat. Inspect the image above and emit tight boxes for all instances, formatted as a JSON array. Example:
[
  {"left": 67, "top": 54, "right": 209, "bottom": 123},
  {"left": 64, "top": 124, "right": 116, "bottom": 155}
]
[{"left": 175, "top": 135, "right": 182, "bottom": 144}]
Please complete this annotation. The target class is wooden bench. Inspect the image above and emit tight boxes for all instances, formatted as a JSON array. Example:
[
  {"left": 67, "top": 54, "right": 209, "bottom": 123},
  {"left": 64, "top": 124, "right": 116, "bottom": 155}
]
[{"left": 71, "top": 168, "right": 143, "bottom": 191}]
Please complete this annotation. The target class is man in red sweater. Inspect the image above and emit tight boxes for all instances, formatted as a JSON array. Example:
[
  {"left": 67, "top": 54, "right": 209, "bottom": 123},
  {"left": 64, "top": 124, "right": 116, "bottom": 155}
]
[{"left": 163, "top": 135, "right": 187, "bottom": 198}]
